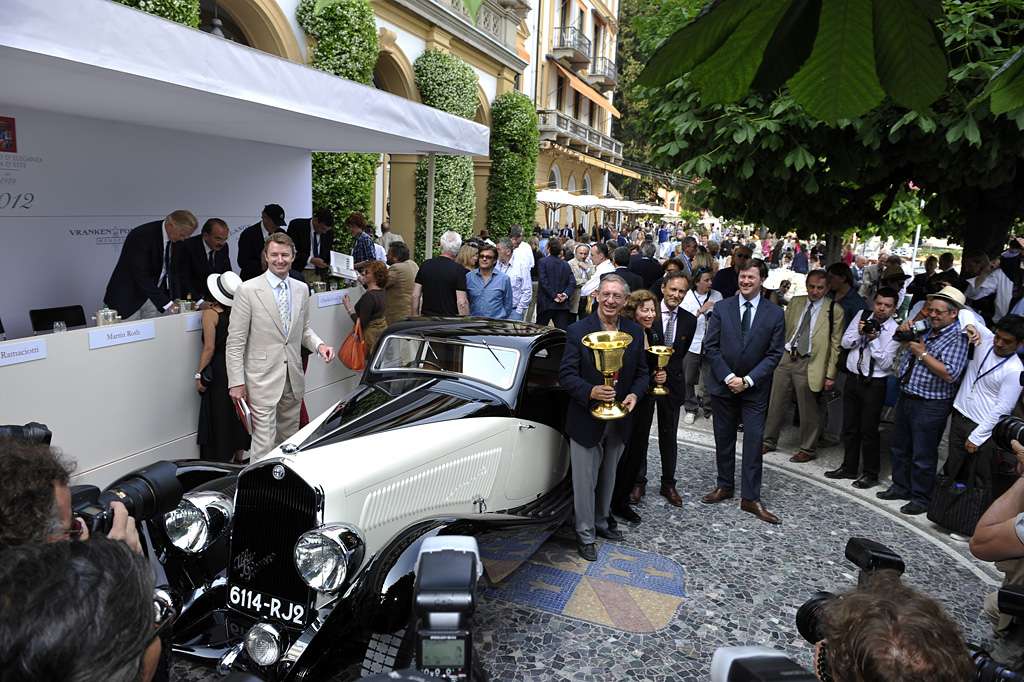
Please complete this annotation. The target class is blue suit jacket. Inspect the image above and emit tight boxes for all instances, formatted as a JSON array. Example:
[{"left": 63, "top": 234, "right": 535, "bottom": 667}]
[
  {"left": 559, "top": 313, "right": 649, "bottom": 447},
  {"left": 538, "top": 255, "right": 574, "bottom": 312},
  {"left": 703, "top": 295, "right": 785, "bottom": 400}
]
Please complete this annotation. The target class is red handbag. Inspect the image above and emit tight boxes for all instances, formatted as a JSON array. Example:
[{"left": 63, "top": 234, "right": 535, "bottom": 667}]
[{"left": 339, "top": 319, "right": 367, "bottom": 371}]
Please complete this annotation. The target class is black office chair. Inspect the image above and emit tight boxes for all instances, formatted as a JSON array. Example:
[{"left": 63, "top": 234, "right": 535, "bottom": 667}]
[
  {"left": 0, "top": 314, "right": 5, "bottom": 341},
  {"left": 29, "top": 305, "right": 87, "bottom": 335}
]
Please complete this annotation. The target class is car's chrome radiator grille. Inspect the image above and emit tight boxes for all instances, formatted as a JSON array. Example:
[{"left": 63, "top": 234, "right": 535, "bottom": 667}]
[
  {"left": 361, "top": 447, "right": 501, "bottom": 531},
  {"left": 228, "top": 463, "right": 317, "bottom": 608}
]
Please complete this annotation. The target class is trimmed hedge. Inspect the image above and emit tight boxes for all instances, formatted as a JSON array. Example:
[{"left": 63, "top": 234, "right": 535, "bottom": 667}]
[
  {"left": 113, "top": 0, "right": 199, "bottom": 27},
  {"left": 486, "top": 91, "right": 539, "bottom": 241}
]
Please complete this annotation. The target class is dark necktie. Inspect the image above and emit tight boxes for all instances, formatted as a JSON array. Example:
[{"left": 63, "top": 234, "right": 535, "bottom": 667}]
[
  {"left": 160, "top": 241, "right": 171, "bottom": 292},
  {"left": 742, "top": 301, "right": 752, "bottom": 345},
  {"left": 208, "top": 249, "right": 215, "bottom": 270}
]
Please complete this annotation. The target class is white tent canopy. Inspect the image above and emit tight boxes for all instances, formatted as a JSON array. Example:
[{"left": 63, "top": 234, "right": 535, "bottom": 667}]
[{"left": 0, "top": 0, "right": 489, "bottom": 157}]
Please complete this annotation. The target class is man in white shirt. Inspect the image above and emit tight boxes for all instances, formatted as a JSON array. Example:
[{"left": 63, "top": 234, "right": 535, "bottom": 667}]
[
  {"left": 825, "top": 287, "right": 902, "bottom": 488},
  {"left": 509, "top": 224, "right": 535, "bottom": 271},
  {"left": 496, "top": 237, "right": 532, "bottom": 321},
  {"left": 942, "top": 315, "right": 1024, "bottom": 514},
  {"left": 580, "top": 241, "right": 615, "bottom": 299}
]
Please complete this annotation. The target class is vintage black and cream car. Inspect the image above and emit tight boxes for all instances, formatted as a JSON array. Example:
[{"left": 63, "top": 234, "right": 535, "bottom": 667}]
[{"left": 132, "top": 318, "right": 573, "bottom": 680}]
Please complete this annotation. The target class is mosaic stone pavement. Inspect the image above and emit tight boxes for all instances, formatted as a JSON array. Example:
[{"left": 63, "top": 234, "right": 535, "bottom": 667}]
[{"left": 172, "top": 417, "right": 1002, "bottom": 681}]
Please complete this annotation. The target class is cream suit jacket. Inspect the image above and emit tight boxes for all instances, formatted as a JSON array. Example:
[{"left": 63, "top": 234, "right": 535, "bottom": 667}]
[
  {"left": 226, "top": 274, "right": 324, "bottom": 405},
  {"left": 783, "top": 294, "right": 843, "bottom": 392}
]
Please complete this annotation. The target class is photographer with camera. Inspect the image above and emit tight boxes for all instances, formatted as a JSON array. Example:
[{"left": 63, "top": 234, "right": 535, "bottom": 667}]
[
  {"left": 825, "top": 288, "right": 902, "bottom": 489},
  {"left": 0, "top": 436, "right": 141, "bottom": 553},
  {"left": 971, "top": 432, "right": 1024, "bottom": 666},
  {"left": 877, "top": 287, "right": 970, "bottom": 515},
  {"left": 0, "top": 536, "right": 170, "bottom": 682},
  {"left": 810, "top": 569, "right": 974, "bottom": 682}
]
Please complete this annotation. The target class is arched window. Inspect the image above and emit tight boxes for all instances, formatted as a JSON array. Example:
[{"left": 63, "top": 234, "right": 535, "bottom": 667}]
[{"left": 547, "top": 166, "right": 561, "bottom": 189}]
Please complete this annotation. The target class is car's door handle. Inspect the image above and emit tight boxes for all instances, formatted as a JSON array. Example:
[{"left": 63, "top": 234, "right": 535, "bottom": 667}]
[{"left": 518, "top": 423, "right": 536, "bottom": 430}]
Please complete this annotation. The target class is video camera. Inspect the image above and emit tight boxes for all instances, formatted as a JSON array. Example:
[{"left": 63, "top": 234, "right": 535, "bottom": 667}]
[
  {"left": 413, "top": 536, "right": 484, "bottom": 682},
  {"left": 71, "top": 460, "right": 183, "bottom": 535}
]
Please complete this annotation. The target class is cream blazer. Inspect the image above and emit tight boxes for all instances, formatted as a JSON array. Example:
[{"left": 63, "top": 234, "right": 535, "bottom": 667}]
[
  {"left": 226, "top": 274, "right": 324, "bottom": 405},
  {"left": 783, "top": 294, "right": 843, "bottom": 392}
]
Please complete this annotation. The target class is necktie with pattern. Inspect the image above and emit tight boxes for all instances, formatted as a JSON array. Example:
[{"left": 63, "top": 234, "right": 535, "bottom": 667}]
[
  {"left": 665, "top": 309, "right": 675, "bottom": 346},
  {"left": 741, "top": 301, "right": 752, "bottom": 345},
  {"left": 277, "top": 282, "right": 290, "bottom": 337},
  {"left": 794, "top": 301, "right": 813, "bottom": 356}
]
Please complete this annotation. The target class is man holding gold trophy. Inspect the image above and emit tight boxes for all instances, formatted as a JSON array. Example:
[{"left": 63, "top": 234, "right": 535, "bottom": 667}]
[{"left": 559, "top": 275, "right": 649, "bottom": 561}]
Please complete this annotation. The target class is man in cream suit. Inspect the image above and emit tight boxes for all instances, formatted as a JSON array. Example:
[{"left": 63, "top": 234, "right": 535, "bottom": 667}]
[
  {"left": 227, "top": 232, "right": 335, "bottom": 460},
  {"left": 762, "top": 269, "right": 843, "bottom": 463}
]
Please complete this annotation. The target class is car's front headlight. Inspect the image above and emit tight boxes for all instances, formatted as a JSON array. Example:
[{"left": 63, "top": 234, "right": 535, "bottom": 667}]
[
  {"left": 293, "top": 523, "right": 365, "bottom": 592},
  {"left": 163, "top": 490, "right": 233, "bottom": 554}
]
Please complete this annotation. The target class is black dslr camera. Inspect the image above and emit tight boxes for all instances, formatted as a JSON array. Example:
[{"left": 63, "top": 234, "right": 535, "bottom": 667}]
[
  {"left": 71, "top": 460, "right": 183, "bottom": 535},
  {"left": 0, "top": 421, "right": 52, "bottom": 444},
  {"left": 861, "top": 317, "right": 881, "bottom": 336},
  {"left": 893, "top": 318, "right": 930, "bottom": 343},
  {"left": 413, "top": 536, "right": 482, "bottom": 682}
]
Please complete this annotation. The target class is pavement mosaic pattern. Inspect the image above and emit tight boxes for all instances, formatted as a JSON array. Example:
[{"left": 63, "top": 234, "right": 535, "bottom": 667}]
[{"left": 172, "top": 413, "right": 1002, "bottom": 681}]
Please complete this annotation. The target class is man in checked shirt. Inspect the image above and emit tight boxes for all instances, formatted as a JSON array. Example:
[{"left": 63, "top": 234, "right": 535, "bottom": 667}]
[{"left": 877, "top": 286, "right": 970, "bottom": 515}]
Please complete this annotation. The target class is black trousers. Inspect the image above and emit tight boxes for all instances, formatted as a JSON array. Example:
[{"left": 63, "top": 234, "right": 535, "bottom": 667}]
[
  {"left": 946, "top": 409, "right": 995, "bottom": 489},
  {"left": 612, "top": 394, "right": 655, "bottom": 508},
  {"left": 839, "top": 373, "right": 889, "bottom": 477},
  {"left": 537, "top": 308, "right": 570, "bottom": 331}
]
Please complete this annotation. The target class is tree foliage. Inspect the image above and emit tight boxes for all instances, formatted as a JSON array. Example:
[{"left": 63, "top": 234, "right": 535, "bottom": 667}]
[
  {"left": 113, "top": 0, "right": 199, "bottom": 27},
  {"left": 413, "top": 50, "right": 479, "bottom": 260},
  {"left": 638, "top": 0, "right": 1024, "bottom": 254},
  {"left": 486, "top": 92, "right": 539, "bottom": 240},
  {"left": 296, "top": 0, "right": 379, "bottom": 255}
]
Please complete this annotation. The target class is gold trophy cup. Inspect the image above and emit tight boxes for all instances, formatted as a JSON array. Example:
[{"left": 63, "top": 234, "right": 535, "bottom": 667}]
[
  {"left": 646, "top": 345, "right": 674, "bottom": 395},
  {"left": 582, "top": 330, "right": 633, "bottom": 420}
]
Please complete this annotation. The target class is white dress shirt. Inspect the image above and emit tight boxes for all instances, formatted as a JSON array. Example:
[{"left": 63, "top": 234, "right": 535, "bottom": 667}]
[
  {"left": 954, "top": 324, "right": 1024, "bottom": 445},
  {"left": 681, "top": 288, "right": 722, "bottom": 353},
  {"left": 581, "top": 259, "right": 616, "bottom": 297},
  {"left": 969, "top": 268, "right": 1014, "bottom": 322},
  {"left": 842, "top": 313, "right": 900, "bottom": 378}
]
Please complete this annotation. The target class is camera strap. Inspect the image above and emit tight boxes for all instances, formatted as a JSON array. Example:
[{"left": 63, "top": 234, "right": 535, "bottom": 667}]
[{"left": 856, "top": 310, "right": 876, "bottom": 380}]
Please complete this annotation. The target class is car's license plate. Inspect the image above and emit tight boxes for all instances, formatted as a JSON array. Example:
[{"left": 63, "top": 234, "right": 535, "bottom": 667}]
[{"left": 228, "top": 584, "right": 308, "bottom": 626}]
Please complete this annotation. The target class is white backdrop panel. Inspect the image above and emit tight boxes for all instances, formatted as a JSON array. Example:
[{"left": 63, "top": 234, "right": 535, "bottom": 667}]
[{"left": 0, "top": 105, "right": 312, "bottom": 339}]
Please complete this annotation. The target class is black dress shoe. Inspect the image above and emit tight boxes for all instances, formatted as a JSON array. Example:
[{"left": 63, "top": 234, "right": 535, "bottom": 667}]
[
  {"left": 824, "top": 467, "right": 858, "bottom": 480},
  {"left": 876, "top": 488, "right": 911, "bottom": 501},
  {"left": 612, "top": 505, "right": 642, "bottom": 523},
  {"left": 577, "top": 542, "right": 597, "bottom": 561},
  {"left": 900, "top": 502, "right": 927, "bottom": 515},
  {"left": 606, "top": 515, "right": 618, "bottom": 530},
  {"left": 851, "top": 475, "right": 879, "bottom": 489},
  {"left": 596, "top": 527, "right": 624, "bottom": 541}
]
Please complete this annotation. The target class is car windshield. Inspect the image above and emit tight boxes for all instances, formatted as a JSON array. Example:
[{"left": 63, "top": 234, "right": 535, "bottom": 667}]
[{"left": 373, "top": 334, "right": 520, "bottom": 389}]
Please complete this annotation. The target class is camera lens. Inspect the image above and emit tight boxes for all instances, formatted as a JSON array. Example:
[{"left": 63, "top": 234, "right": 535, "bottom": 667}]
[
  {"left": 795, "top": 591, "right": 834, "bottom": 644},
  {"left": 994, "top": 415, "right": 1024, "bottom": 452}
]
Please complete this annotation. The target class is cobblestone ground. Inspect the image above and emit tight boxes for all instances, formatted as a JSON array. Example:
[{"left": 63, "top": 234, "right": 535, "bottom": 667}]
[{"left": 172, "top": 410, "right": 1000, "bottom": 681}]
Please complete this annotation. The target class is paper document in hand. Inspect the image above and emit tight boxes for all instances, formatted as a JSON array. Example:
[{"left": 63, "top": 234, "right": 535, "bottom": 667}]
[
  {"left": 330, "top": 251, "right": 358, "bottom": 280},
  {"left": 235, "top": 398, "right": 253, "bottom": 434}
]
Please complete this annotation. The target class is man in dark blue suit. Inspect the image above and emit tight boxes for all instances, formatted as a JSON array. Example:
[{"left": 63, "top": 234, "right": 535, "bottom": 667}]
[
  {"left": 177, "top": 218, "right": 231, "bottom": 308},
  {"left": 537, "top": 238, "right": 574, "bottom": 330},
  {"left": 702, "top": 259, "right": 786, "bottom": 523},
  {"left": 103, "top": 210, "right": 198, "bottom": 320},
  {"left": 237, "top": 204, "right": 286, "bottom": 281},
  {"left": 559, "top": 275, "right": 649, "bottom": 561}
]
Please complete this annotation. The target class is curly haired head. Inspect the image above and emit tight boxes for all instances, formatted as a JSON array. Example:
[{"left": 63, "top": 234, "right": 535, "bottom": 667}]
[{"left": 0, "top": 436, "right": 74, "bottom": 550}]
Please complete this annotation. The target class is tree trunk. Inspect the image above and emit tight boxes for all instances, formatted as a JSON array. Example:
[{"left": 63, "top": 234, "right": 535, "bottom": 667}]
[
  {"left": 823, "top": 232, "right": 844, "bottom": 267},
  {"left": 958, "top": 174, "right": 1024, "bottom": 257}
]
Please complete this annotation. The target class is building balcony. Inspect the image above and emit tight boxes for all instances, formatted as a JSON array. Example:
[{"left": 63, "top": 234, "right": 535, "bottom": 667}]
[
  {"left": 537, "top": 109, "right": 622, "bottom": 161},
  {"left": 587, "top": 56, "right": 616, "bottom": 92},
  {"left": 553, "top": 26, "right": 591, "bottom": 66}
]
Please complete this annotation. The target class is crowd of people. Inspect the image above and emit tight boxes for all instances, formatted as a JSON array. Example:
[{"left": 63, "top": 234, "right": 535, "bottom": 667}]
[{"left": 15, "top": 204, "right": 1023, "bottom": 679}]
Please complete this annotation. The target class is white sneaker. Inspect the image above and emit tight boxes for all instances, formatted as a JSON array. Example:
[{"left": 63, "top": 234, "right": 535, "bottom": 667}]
[
  {"left": 949, "top": 532, "right": 972, "bottom": 543},
  {"left": 683, "top": 412, "right": 696, "bottom": 425}
]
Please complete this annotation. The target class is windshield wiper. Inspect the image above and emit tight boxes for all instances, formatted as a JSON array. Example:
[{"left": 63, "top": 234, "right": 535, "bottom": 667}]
[{"left": 480, "top": 338, "right": 505, "bottom": 369}]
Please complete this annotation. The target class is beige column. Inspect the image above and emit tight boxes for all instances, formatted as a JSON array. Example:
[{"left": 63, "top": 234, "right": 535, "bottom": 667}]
[
  {"left": 472, "top": 157, "right": 492, "bottom": 237},
  {"left": 389, "top": 154, "right": 421, "bottom": 259}
]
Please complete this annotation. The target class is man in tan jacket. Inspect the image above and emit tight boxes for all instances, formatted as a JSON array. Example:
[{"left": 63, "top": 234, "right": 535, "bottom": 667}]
[
  {"left": 227, "top": 232, "right": 334, "bottom": 460},
  {"left": 762, "top": 269, "right": 843, "bottom": 463}
]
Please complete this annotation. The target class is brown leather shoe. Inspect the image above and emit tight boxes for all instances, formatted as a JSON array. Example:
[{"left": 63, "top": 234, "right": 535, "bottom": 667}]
[
  {"left": 700, "top": 488, "right": 734, "bottom": 504},
  {"left": 789, "top": 451, "right": 816, "bottom": 463},
  {"left": 741, "top": 499, "right": 781, "bottom": 524},
  {"left": 660, "top": 486, "right": 683, "bottom": 507},
  {"left": 628, "top": 485, "right": 646, "bottom": 504},
  {"left": 762, "top": 444, "right": 776, "bottom": 455}
]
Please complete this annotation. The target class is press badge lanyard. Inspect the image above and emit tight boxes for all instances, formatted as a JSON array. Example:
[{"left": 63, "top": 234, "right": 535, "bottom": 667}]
[
  {"left": 969, "top": 346, "right": 1011, "bottom": 400},
  {"left": 692, "top": 290, "right": 710, "bottom": 318}
]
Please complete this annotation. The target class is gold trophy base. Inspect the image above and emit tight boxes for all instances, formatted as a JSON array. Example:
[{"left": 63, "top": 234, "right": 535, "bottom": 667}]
[
  {"left": 591, "top": 400, "right": 629, "bottom": 420},
  {"left": 648, "top": 384, "right": 670, "bottom": 396}
]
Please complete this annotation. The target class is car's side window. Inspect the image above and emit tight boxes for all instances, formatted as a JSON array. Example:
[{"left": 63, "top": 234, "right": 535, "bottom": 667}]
[{"left": 519, "top": 342, "right": 568, "bottom": 430}]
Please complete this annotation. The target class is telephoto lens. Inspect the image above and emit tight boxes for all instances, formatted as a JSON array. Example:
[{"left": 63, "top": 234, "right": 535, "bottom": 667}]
[{"left": 994, "top": 415, "right": 1024, "bottom": 453}]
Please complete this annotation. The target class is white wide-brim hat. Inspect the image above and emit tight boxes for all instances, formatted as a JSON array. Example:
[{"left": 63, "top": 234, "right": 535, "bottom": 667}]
[{"left": 207, "top": 271, "right": 243, "bottom": 307}]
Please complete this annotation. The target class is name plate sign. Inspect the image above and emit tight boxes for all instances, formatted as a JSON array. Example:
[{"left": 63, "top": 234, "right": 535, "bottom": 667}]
[
  {"left": 317, "top": 292, "right": 346, "bottom": 308},
  {"left": 89, "top": 322, "right": 155, "bottom": 350},
  {"left": 186, "top": 313, "right": 203, "bottom": 332},
  {"left": 0, "top": 339, "right": 47, "bottom": 367}
]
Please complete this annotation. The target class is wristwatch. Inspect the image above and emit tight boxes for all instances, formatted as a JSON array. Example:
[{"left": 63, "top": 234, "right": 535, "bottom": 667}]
[
  {"left": 918, "top": 351, "right": 929, "bottom": 360},
  {"left": 194, "top": 372, "right": 202, "bottom": 380}
]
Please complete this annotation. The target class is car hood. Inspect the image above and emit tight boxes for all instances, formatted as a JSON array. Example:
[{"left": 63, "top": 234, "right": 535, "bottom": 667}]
[{"left": 297, "top": 377, "right": 509, "bottom": 451}]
